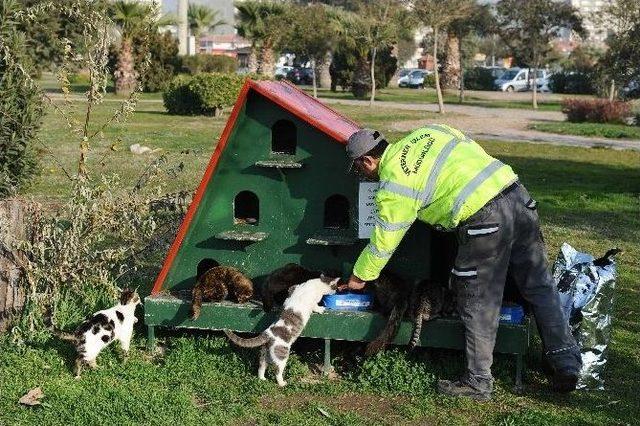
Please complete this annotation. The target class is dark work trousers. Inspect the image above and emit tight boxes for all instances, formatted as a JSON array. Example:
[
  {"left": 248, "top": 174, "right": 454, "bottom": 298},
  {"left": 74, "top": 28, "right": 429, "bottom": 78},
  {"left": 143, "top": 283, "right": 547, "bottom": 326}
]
[{"left": 451, "top": 182, "right": 581, "bottom": 392}]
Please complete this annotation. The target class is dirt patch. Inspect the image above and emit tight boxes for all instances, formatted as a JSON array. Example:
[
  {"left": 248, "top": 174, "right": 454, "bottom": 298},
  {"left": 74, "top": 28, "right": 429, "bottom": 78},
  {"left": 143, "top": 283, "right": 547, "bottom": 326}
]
[{"left": 260, "top": 392, "right": 410, "bottom": 421}]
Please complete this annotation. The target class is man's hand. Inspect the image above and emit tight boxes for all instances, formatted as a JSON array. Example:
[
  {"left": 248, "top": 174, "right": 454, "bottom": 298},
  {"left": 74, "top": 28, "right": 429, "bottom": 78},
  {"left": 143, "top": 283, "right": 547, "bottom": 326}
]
[{"left": 337, "top": 274, "right": 366, "bottom": 292}]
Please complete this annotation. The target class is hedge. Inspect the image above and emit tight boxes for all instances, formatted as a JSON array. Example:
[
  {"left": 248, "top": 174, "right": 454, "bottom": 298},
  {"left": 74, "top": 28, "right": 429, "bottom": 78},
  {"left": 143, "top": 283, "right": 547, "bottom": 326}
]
[
  {"left": 163, "top": 73, "right": 268, "bottom": 116},
  {"left": 464, "top": 67, "right": 495, "bottom": 91},
  {"left": 549, "top": 71, "right": 596, "bottom": 95},
  {"left": 561, "top": 98, "right": 631, "bottom": 124},
  {"left": 181, "top": 54, "right": 238, "bottom": 75}
]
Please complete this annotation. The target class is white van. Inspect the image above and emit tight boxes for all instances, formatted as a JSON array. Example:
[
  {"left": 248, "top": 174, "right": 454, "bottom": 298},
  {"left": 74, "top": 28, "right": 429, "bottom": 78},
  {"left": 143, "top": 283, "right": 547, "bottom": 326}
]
[{"left": 494, "top": 68, "right": 548, "bottom": 92}]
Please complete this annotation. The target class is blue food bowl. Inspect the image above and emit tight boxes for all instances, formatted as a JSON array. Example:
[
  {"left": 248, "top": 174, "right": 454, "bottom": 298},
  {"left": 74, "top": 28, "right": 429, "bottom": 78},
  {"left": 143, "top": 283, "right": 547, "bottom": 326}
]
[
  {"left": 500, "top": 304, "right": 524, "bottom": 324},
  {"left": 322, "top": 293, "right": 373, "bottom": 311}
]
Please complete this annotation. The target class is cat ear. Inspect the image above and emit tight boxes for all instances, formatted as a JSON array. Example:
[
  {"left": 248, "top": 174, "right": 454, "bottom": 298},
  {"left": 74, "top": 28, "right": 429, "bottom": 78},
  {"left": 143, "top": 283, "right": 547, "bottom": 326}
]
[
  {"left": 329, "top": 277, "right": 340, "bottom": 290},
  {"left": 320, "top": 274, "right": 333, "bottom": 284}
]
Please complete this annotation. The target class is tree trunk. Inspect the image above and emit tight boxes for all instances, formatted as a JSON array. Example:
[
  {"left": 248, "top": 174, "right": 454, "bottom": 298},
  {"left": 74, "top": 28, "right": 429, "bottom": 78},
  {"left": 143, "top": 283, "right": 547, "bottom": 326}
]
[
  {"left": 532, "top": 66, "right": 538, "bottom": 110},
  {"left": 443, "top": 31, "right": 461, "bottom": 90},
  {"left": 458, "top": 34, "right": 464, "bottom": 103},
  {"left": 351, "top": 56, "right": 371, "bottom": 100},
  {"left": 318, "top": 51, "right": 332, "bottom": 88},
  {"left": 114, "top": 38, "right": 138, "bottom": 96},
  {"left": 433, "top": 26, "right": 445, "bottom": 114},
  {"left": 248, "top": 47, "right": 259, "bottom": 73},
  {"left": 0, "top": 199, "right": 28, "bottom": 333},
  {"left": 370, "top": 47, "right": 377, "bottom": 106},
  {"left": 258, "top": 44, "right": 276, "bottom": 77},
  {"left": 312, "top": 59, "right": 317, "bottom": 98},
  {"left": 609, "top": 79, "right": 616, "bottom": 101}
]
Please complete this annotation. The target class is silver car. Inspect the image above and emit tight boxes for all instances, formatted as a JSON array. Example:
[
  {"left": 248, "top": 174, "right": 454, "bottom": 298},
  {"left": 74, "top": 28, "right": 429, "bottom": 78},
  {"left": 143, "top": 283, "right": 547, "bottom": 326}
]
[{"left": 495, "top": 68, "right": 548, "bottom": 92}]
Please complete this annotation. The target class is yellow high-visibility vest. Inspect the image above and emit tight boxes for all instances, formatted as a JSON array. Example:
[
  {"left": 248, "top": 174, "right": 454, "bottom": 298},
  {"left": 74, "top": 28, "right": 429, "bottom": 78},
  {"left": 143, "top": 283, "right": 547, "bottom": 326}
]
[{"left": 353, "top": 124, "right": 518, "bottom": 281}]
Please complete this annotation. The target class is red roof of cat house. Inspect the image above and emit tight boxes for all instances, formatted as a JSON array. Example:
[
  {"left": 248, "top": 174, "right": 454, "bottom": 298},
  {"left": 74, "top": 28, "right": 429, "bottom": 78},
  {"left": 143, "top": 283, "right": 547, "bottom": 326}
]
[{"left": 151, "top": 80, "right": 362, "bottom": 295}]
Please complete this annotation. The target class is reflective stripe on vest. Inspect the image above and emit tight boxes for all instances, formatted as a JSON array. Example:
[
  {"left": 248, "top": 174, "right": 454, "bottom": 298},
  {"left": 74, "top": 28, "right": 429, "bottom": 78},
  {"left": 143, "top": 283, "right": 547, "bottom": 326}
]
[
  {"left": 368, "top": 243, "right": 394, "bottom": 259},
  {"left": 375, "top": 215, "right": 413, "bottom": 232},
  {"left": 451, "top": 159, "right": 505, "bottom": 218},
  {"left": 378, "top": 127, "right": 508, "bottom": 225}
]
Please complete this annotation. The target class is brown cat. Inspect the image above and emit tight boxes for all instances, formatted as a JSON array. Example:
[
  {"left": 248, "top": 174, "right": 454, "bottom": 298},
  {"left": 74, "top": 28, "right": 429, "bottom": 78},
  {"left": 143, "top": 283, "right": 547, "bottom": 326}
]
[
  {"left": 262, "top": 263, "right": 323, "bottom": 312},
  {"left": 191, "top": 266, "right": 254, "bottom": 320},
  {"left": 366, "top": 275, "right": 455, "bottom": 356}
]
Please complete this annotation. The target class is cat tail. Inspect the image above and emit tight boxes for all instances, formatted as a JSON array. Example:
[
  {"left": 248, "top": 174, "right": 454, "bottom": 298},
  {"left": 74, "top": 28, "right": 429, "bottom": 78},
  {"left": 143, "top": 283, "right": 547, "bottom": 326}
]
[
  {"left": 191, "top": 285, "right": 203, "bottom": 320},
  {"left": 365, "top": 299, "right": 408, "bottom": 357},
  {"left": 409, "top": 293, "right": 429, "bottom": 350},
  {"left": 53, "top": 329, "right": 77, "bottom": 342},
  {"left": 224, "top": 330, "right": 269, "bottom": 348}
]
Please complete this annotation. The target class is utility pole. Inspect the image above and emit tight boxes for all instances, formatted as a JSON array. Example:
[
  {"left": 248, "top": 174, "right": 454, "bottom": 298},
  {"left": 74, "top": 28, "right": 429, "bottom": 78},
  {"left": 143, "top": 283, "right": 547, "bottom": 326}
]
[{"left": 178, "top": 0, "right": 188, "bottom": 55}]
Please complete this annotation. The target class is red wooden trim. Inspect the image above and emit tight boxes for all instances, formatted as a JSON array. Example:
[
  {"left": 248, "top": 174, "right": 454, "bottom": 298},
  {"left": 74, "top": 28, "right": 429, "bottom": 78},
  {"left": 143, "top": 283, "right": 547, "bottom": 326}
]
[
  {"left": 151, "top": 80, "right": 252, "bottom": 295},
  {"left": 151, "top": 80, "right": 361, "bottom": 294},
  {"left": 250, "top": 81, "right": 360, "bottom": 145}
]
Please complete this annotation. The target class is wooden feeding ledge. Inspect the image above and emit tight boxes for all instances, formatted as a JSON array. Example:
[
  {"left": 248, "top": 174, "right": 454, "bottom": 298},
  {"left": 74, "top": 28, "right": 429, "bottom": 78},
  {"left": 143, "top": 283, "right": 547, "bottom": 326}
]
[
  {"left": 145, "top": 80, "right": 531, "bottom": 391},
  {"left": 215, "top": 230, "right": 268, "bottom": 242},
  {"left": 255, "top": 156, "right": 303, "bottom": 169},
  {"left": 305, "top": 234, "right": 358, "bottom": 246}
]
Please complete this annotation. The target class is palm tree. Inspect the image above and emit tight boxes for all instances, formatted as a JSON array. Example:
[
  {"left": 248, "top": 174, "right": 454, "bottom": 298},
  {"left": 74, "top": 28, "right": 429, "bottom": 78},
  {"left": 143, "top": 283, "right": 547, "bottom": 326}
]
[
  {"left": 110, "top": 1, "right": 151, "bottom": 95},
  {"left": 235, "top": 1, "right": 260, "bottom": 72},
  {"left": 188, "top": 4, "right": 226, "bottom": 51},
  {"left": 235, "top": 0, "right": 286, "bottom": 76}
]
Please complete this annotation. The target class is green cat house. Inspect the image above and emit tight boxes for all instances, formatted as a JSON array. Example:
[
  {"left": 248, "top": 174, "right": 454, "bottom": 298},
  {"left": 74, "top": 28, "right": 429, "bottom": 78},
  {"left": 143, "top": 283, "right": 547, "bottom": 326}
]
[{"left": 145, "top": 80, "right": 530, "bottom": 388}]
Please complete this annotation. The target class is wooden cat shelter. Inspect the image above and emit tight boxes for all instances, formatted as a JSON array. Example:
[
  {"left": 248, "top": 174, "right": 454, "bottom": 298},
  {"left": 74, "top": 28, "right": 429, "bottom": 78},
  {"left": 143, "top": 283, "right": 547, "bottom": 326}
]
[{"left": 144, "top": 80, "right": 530, "bottom": 390}]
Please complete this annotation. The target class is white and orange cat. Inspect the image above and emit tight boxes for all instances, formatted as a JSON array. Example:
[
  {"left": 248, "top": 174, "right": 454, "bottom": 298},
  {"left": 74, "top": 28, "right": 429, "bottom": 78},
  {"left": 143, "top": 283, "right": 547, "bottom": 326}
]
[{"left": 224, "top": 275, "right": 338, "bottom": 386}]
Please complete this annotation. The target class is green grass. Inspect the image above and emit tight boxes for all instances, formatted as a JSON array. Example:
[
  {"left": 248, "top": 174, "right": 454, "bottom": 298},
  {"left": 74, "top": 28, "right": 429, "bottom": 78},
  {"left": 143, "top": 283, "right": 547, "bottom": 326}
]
[
  {"left": 304, "top": 86, "right": 566, "bottom": 111},
  {"left": 529, "top": 121, "right": 640, "bottom": 140},
  {"left": 2, "top": 89, "right": 640, "bottom": 425}
]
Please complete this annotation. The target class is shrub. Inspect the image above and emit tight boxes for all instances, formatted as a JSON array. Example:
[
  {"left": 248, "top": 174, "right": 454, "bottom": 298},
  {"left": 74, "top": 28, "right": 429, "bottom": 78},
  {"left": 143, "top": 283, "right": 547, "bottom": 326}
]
[
  {"left": 549, "top": 71, "right": 596, "bottom": 95},
  {"left": 0, "top": 2, "right": 43, "bottom": 197},
  {"left": 423, "top": 73, "right": 436, "bottom": 88},
  {"left": 330, "top": 45, "right": 397, "bottom": 92},
  {"left": 464, "top": 67, "right": 495, "bottom": 91},
  {"left": 139, "top": 31, "right": 181, "bottom": 93},
  {"left": 164, "top": 73, "right": 261, "bottom": 116},
  {"left": 561, "top": 98, "right": 631, "bottom": 124},
  {"left": 181, "top": 54, "right": 238, "bottom": 75},
  {"left": 631, "top": 101, "right": 640, "bottom": 126},
  {"left": 1, "top": 178, "right": 190, "bottom": 340}
]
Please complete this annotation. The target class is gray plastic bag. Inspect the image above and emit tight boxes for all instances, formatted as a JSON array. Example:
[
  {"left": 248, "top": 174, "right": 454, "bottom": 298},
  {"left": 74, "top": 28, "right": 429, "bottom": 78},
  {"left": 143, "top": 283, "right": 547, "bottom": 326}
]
[{"left": 552, "top": 243, "right": 620, "bottom": 390}]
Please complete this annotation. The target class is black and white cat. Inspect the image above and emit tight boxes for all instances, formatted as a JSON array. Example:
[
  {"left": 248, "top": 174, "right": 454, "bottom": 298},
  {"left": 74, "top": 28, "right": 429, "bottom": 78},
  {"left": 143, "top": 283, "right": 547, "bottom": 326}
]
[
  {"left": 224, "top": 276, "right": 338, "bottom": 386},
  {"left": 57, "top": 289, "right": 141, "bottom": 378}
]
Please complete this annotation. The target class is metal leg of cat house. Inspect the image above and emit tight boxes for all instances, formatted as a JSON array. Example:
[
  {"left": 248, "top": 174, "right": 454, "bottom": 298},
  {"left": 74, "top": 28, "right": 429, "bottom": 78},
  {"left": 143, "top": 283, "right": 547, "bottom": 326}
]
[{"left": 145, "top": 295, "right": 531, "bottom": 390}]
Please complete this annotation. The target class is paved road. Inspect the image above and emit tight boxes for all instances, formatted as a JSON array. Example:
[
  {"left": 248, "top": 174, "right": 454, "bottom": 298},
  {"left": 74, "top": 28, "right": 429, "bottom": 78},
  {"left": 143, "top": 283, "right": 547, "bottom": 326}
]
[{"left": 321, "top": 98, "right": 640, "bottom": 152}]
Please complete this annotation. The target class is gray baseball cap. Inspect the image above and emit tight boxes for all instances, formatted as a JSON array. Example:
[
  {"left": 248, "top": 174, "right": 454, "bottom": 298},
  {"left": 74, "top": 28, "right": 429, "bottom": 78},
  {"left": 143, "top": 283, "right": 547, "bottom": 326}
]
[{"left": 346, "top": 128, "right": 386, "bottom": 171}]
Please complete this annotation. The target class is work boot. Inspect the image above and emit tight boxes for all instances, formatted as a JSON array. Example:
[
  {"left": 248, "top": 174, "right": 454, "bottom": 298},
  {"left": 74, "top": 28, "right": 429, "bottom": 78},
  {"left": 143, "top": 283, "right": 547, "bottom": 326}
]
[
  {"left": 437, "top": 379, "right": 492, "bottom": 401},
  {"left": 551, "top": 368, "right": 579, "bottom": 393}
]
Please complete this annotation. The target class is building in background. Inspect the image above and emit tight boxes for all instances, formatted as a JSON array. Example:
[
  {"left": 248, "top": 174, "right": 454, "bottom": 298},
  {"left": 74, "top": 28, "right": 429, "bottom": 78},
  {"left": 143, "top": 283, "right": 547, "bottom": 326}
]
[
  {"left": 569, "top": 0, "right": 610, "bottom": 44},
  {"left": 198, "top": 34, "right": 251, "bottom": 67}
]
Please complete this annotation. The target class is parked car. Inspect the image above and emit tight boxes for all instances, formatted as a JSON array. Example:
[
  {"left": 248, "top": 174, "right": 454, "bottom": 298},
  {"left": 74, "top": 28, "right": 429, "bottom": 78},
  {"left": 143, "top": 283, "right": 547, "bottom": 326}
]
[
  {"left": 286, "top": 67, "right": 314, "bottom": 85},
  {"left": 537, "top": 73, "right": 553, "bottom": 93},
  {"left": 399, "top": 69, "right": 430, "bottom": 88},
  {"left": 275, "top": 66, "right": 293, "bottom": 80},
  {"left": 494, "top": 67, "right": 548, "bottom": 92},
  {"left": 485, "top": 66, "right": 507, "bottom": 80},
  {"left": 397, "top": 68, "right": 415, "bottom": 79}
]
